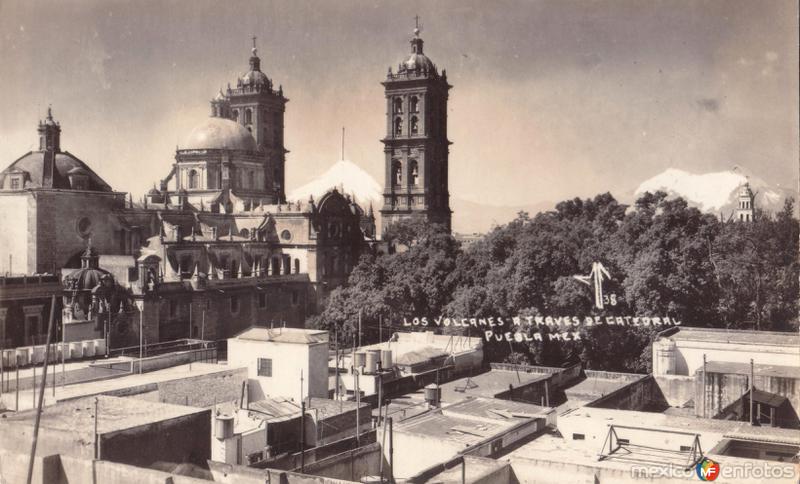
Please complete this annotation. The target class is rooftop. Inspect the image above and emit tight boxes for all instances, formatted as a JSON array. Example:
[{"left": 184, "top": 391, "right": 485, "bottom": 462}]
[
  {"left": 704, "top": 361, "right": 800, "bottom": 379},
  {"left": 438, "top": 370, "right": 549, "bottom": 403},
  {"left": 442, "top": 396, "right": 552, "bottom": 422},
  {"left": 1, "top": 395, "right": 205, "bottom": 435},
  {"left": 394, "top": 409, "right": 518, "bottom": 446},
  {"left": 233, "top": 327, "right": 328, "bottom": 345},
  {"left": 662, "top": 327, "right": 800, "bottom": 347}
]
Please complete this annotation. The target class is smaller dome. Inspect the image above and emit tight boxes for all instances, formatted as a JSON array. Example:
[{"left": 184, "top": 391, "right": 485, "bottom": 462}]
[
  {"left": 402, "top": 53, "right": 435, "bottom": 72},
  {"left": 241, "top": 69, "right": 270, "bottom": 87},
  {"left": 66, "top": 267, "right": 113, "bottom": 292},
  {"left": 183, "top": 117, "right": 258, "bottom": 151}
]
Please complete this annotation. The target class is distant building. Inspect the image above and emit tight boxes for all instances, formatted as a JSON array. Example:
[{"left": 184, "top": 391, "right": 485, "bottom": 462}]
[
  {"left": 735, "top": 182, "right": 756, "bottom": 222},
  {"left": 0, "top": 42, "right": 376, "bottom": 351},
  {"left": 380, "top": 26, "right": 453, "bottom": 234}
]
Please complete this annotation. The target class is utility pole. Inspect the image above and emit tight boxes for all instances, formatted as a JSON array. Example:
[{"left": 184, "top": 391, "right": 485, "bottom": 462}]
[
  {"left": 358, "top": 309, "right": 362, "bottom": 348},
  {"left": 26, "top": 295, "right": 56, "bottom": 484},
  {"left": 750, "top": 358, "right": 755, "bottom": 425}
]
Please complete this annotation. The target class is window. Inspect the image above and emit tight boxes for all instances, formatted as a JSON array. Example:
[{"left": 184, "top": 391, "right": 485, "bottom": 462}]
[
  {"left": 291, "top": 290, "right": 299, "bottom": 306},
  {"left": 231, "top": 109, "right": 239, "bottom": 121},
  {"left": 9, "top": 177, "right": 20, "bottom": 190},
  {"left": 294, "top": 259, "right": 300, "bottom": 274},
  {"left": 393, "top": 98, "right": 403, "bottom": 113},
  {"left": 244, "top": 108, "right": 253, "bottom": 124},
  {"left": 679, "top": 445, "right": 692, "bottom": 452},
  {"left": 258, "top": 292, "right": 267, "bottom": 309},
  {"left": 392, "top": 160, "right": 402, "bottom": 186},
  {"left": 257, "top": 358, "right": 272, "bottom": 377},
  {"left": 240, "top": 228, "right": 249, "bottom": 238},
  {"left": 188, "top": 169, "right": 199, "bottom": 189},
  {"left": 617, "top": 438, "right": 630, "bottom": 445},
  {"left": 410, "top": 161, "right": 419, "bottom": 186},
  {"left": 394, "top": 117, "right": 402, "bottom": 136},
  {"left": 230, "top": 295, "right": 240, "bottom": 314},
  {"left": 280, "top": 230, "right": 292, "bottom": 241},
  {"left": 410, "top": 116, "right": 419, "bottom": 135},
  {"left": 410, "top": 96, "right": 418, "bottom": 113},
  {"left": 283, "top": 255, "right": 291, "bottom": 275},
  {"left": 572, "top": 433, "right": 585, "bottom": 440}
]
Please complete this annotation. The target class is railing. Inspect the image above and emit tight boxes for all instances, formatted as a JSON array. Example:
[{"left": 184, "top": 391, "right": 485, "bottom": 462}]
[{"left": 109, "top": 338, "right": 216, "bottom": 358}]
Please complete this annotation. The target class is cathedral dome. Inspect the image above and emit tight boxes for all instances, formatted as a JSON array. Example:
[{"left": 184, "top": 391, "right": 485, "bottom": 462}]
[
  {"left": 402, "top": 52, "right": 435, "bottom": 72},
  {"left": 184, "top": 117, "right": 258, "bottom": 151},
  {"left": 241, "top": 69, "right": 270, "bottom": 87}
]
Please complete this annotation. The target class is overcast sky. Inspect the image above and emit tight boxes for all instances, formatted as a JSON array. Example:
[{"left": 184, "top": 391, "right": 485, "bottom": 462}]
[{"left": 1, "top": 0, "right": 797, "bottom": 208}]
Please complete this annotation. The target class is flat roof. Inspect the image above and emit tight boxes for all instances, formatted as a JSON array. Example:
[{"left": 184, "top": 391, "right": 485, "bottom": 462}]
[
  {"left": 705, "top": 361, "right": 800, "bottom": 379},
  {"left": 394, "top": 410, "right": 517, "bottom": 446},
  {"left": 562, "top": 375, "right": 645, "bottom": 403},
  {"left": 54, "top": 362, "right": 243, "bottom": 402},
  {"left": 233, "top": 327, "right": 328, "bottom": 344},
  {"left": 443, "top": 396, "right": 552, "bottom": 421},
  {"left": 560, "top": 406, "right": 798, "bottom": 439},
  {"left": 439, "top": 370, "right": 549, "bottom": 403},
  {"left": 663, "top": 327, "right": 800, "bottom": 347},
  {"left": 2, "top": 395, "right": 206, "bottom": 435}
]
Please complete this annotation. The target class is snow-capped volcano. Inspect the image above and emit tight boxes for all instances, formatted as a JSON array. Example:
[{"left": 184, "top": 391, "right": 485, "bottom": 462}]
[
  {"left": 635, "top": 168, "right": 788, "bottom": 213},
  {"left": 288, "top": 159, "right": 382, "bottom": 207}
]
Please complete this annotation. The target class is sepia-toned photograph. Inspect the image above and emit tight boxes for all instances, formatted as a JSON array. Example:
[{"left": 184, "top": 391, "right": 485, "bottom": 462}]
[{"left": 0, "top": 1, "right": 798, "bottom": 483}]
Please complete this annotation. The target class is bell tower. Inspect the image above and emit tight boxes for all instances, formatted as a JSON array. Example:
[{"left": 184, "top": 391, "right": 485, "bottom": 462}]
[
  {"left": 219, "top": 37, "right": 289, "bottom": 202},
  {"left": 380, "top": 21, "right": 452, "bottom": 234}
]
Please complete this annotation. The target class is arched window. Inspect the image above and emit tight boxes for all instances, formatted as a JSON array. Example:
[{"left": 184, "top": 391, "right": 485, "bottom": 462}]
[
  {"left": 240, "top": 228, "right": 249, "bottom": 238},
  {"left": 294, "top": 259, "right": 300, "bottom": 274},
  {"left": 410, "top": 96, "right": 418, "bottom": 113},
  {"left": 410, "top": 160, "right": 419, "bottom": 186},
  {"left": 410, "top": 116, "right": 419, "bottom": 135},
  {"left": 394, "top": 117, "right": 403, "bottom": 136},
  {"left": 392, "top": 160, "right": 402, "bottom": 186},
  {"left": 244, "top": 108, "right": 252, "bottom": 124},
  {"left": 188, "top": 169, "right": 199, "bottom": 189},
  {"left": 393, "top": 98, "right": 403, "bottom": 113}
]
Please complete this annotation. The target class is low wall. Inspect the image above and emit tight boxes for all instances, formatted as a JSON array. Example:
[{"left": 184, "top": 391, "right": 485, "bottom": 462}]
[
  {"left": 654, "top": 375, "right": 695, "bottom": 407},
  {"left": 587, "top": 376, "right": 669, "bottom": 412},
  {"left": 299, "top": 442, "right": 387, "bottom": 482}
]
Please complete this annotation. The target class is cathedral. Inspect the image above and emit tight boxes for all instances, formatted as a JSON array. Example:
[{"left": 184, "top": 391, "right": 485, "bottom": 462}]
[{"left": 0, "top": 26, "right": 452, "bottom": 352}]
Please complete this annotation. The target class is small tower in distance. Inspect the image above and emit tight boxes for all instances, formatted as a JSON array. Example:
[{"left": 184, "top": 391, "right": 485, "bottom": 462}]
[{"left": 735, "top": 181, "right": 756, "bottom": 222}]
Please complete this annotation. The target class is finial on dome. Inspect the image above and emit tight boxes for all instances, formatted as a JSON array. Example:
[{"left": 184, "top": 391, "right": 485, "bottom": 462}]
[
  {"left": 47, "top": 104, "right": 53, "bottom": 121},
  {"left": 413, "top": 14, "right": 422, "bottom": 37},
  {"left": 252, "top": 35, "right": 258, "bottom": 56}
]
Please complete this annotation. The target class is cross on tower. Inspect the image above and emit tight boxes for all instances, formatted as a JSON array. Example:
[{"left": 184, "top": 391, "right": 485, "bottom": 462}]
[
  {"left": 252, "top": 35, "right": 257, "bottom": 49},
  {"left": 414, "top": 15, "right": 422, "bottom": 35}
]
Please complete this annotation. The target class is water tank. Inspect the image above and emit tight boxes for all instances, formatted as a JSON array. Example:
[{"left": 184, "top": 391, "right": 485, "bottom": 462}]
[
  {"left": 424, "top": 383, "right": 441, "bottom": 407},
  {"left": 215, "top": 414, "right": 234, "bottom": 440},
  {"left": 381, "top": 349, "right": 393, "bottom": 369},
  {"left": 354, "top": 351, "right": 366, "bottom": 368},
  {"left": 654, "top": 339, "right": 677, "bottom": 375},
  {"left": 365, "top": 351, "right": 379, "bottom": 374}
]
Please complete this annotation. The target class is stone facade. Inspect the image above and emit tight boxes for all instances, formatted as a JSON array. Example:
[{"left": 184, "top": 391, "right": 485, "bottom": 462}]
[
  {"left": 380, "top": 28, "right": 453, "bottom": 233},
  {"left": 0, "top": 42, "right": 377, "bottom": 350}
]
